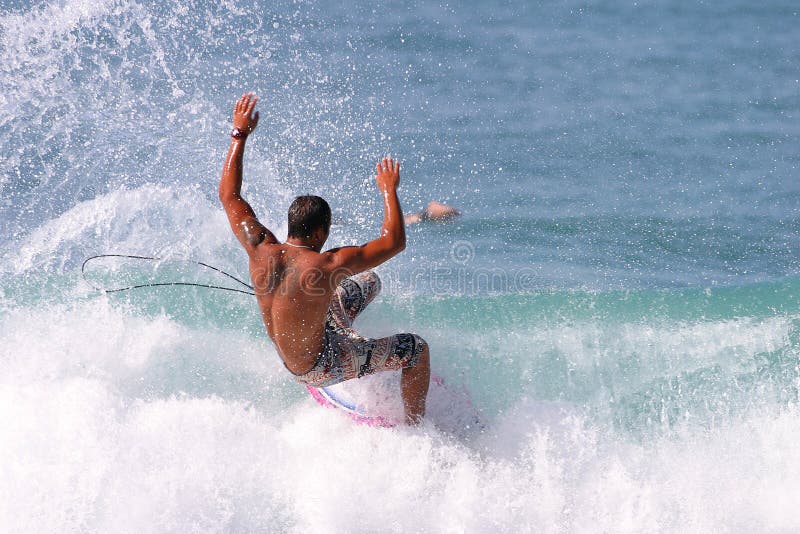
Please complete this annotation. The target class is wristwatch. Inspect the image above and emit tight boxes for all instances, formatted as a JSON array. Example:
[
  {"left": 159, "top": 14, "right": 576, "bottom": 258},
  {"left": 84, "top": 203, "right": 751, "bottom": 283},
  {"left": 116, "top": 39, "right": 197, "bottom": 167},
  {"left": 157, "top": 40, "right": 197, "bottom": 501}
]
[{"left": 231, "top": 127, "right": 248, "bottom": 139}]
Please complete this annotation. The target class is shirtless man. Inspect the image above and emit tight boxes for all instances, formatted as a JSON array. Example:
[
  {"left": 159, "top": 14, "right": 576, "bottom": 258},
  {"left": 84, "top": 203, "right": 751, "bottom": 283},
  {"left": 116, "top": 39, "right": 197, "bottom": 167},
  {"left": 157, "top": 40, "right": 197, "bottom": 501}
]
[{"left": 219, "top": 93, "right": 430, "bottom": 424}]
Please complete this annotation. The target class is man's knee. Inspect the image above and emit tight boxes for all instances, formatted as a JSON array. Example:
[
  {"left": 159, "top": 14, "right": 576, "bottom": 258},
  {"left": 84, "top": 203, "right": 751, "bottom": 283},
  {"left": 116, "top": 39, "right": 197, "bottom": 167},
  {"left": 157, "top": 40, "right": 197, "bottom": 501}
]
[
  {"left": 415, "top": 334, "right": 428, "bottom": 353},
  {"left": 356, "top": 270, "right": 381, "bottom": 304},
  {"left": 410, "top": 334, "right": 429, "bottom": 368},
  {"left": 361, "top": 270, "right": 381, "bottom": 293}
]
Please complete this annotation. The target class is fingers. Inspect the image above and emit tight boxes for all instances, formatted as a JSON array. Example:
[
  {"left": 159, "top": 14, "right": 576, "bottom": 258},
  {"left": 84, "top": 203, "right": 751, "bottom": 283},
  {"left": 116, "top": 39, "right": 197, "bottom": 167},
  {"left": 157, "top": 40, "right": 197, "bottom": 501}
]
[
  {"left": 377, "top": 157, "right": 400, "bottom": 172},
  {"left": 235, "top": 93, "right": 247, "bottom": 112},
  {"left": 246, "top": 95, "right": 259, "bottom": 116},
  {"left": 234, "top": 92, "right": 256, "bottom": 114}
]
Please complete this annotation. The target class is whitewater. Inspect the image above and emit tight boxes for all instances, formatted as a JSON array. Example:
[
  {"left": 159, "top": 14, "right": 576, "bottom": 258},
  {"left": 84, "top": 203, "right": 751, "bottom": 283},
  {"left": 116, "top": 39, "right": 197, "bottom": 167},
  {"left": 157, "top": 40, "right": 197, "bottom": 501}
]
[{"left": 2, "top": 0, "right": 800, "bottom": 532}]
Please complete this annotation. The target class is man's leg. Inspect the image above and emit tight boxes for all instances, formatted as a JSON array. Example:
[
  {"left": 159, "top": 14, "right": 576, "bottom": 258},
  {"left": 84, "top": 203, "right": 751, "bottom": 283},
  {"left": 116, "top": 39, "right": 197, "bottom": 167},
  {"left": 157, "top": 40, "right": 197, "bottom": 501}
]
[
  {"left": 328, "top": 271, "right": 381, "bottom": 331},
  {"left": 362, "top": 333, "right": 430, "bottom": 425},
  {"left": 401, "top": 341, "right": 430, "bottom": 425},
  {"left": 328, "top": 272, "right": 431, "bottom": 425}
]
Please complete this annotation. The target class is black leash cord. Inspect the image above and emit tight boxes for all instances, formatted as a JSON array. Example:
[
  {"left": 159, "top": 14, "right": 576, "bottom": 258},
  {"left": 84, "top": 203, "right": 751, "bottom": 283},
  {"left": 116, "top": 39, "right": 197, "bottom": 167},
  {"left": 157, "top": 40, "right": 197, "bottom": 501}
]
[{"left": 81, "top": 254, "right": 255, "bottom": 296}]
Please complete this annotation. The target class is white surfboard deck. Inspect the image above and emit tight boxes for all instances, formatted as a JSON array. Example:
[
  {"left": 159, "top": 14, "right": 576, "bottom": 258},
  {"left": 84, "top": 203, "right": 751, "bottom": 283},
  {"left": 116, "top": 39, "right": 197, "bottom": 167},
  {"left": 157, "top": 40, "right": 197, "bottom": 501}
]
[{"left": 307, "top": 372, "right": 483, "bottom": 436}]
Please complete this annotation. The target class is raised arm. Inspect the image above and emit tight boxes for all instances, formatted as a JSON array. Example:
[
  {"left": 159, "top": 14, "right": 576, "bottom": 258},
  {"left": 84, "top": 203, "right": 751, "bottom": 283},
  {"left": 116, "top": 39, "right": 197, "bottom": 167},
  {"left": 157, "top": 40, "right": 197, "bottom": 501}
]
[
  {"left": 326, "top": 157, "right": 406, "bottom": 275},
  {"left": 219, "top": 92, "right": 277, "bottom": 253}
]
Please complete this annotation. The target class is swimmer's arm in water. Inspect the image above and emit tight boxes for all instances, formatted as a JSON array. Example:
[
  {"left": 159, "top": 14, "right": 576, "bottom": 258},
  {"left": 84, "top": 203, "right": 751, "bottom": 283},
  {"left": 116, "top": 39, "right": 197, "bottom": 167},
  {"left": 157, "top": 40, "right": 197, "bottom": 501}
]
[
  {"left": 404, "top": 201, "right": 461, "bottom": 225},
  {"left": 325, "top": 157, "right": 406, "bottom": 278},
  {"left": 404, "top": 212, "right": 424, "bottom": 225},
  {"left": 219, "top": 92, "right": 278, "bottom": 252}
]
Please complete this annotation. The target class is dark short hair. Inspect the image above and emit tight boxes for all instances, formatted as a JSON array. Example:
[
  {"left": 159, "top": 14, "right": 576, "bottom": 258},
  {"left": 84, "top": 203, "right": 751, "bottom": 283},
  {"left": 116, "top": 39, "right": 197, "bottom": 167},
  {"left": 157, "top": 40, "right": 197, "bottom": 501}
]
[{"left": 287, "top": 195, "right": 331, "bottom": 238}]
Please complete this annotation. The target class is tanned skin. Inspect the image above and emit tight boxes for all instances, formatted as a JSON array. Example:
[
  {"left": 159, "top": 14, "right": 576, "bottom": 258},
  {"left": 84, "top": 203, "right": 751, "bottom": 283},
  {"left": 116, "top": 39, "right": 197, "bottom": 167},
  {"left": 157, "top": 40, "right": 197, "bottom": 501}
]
[{"left": 219, "top": 93, "right": 430, "bottom": 424}]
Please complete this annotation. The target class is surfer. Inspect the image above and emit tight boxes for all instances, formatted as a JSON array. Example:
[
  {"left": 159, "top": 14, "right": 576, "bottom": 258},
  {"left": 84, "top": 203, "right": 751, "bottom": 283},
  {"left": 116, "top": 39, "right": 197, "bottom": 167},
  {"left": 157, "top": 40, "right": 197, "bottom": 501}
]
[{"left": 219, "top": 93, "right": 430, "bottom": 424}]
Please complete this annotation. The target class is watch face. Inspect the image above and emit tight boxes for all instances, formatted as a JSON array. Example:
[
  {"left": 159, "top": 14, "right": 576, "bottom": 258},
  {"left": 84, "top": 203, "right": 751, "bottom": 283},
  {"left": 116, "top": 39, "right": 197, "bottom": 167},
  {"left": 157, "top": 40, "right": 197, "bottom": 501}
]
[{"left": 231, "top": 128, "right": 245, "bottom": 138}]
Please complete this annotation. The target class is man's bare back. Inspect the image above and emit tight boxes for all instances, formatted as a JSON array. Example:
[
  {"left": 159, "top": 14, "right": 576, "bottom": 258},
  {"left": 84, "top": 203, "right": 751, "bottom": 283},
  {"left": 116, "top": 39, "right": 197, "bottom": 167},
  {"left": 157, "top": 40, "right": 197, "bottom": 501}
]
[
  {"left": 218, "top": 93, "right": 430, "bottom": 424},
  {"left": 249, "top": 244, "right": 340, "bottom": 374}
]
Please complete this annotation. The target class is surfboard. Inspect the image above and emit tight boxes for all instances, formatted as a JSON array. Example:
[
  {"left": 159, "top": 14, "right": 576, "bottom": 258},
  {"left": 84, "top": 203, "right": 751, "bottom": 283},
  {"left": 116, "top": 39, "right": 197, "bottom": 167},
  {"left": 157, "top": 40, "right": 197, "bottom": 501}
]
[{"left": 307, "top": 372, "right": 483, "bottom": 436}]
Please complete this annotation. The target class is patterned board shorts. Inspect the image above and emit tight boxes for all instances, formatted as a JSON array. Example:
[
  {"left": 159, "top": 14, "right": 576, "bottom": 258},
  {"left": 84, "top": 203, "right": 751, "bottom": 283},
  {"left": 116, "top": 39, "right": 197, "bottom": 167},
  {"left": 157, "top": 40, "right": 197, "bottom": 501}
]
[{"left": 290, "top": 271, "right": 427, "bottom": 388}]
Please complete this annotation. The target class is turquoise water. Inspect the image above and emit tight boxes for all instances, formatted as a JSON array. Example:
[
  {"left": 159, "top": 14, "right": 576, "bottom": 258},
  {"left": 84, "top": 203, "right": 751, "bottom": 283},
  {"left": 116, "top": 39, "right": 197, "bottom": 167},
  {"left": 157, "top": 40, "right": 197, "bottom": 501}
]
[{"left": 2, "top": 0, "right": 800, "bottom": 531}]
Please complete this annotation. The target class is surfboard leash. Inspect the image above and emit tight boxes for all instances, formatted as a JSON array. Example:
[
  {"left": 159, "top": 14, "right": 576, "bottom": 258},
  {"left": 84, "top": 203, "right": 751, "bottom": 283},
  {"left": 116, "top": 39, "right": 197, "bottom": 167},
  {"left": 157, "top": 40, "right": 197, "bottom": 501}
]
[{"left": 81, "top": 254, "right": 256, "bottom": 296}]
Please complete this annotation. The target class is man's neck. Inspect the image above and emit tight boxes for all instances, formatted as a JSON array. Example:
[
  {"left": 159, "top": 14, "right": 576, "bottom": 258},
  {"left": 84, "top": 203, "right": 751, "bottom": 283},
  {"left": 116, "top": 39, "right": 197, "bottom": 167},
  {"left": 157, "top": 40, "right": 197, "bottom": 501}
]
[{"left": 285, "top": 239, "right": 318, "bottom": 251}]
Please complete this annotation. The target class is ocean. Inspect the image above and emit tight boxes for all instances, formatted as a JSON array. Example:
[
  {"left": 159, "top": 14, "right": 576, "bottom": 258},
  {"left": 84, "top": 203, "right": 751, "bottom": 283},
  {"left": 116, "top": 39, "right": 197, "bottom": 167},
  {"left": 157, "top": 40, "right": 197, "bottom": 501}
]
[{"left": 2, "top": 0, "right": 799, "bottom": 531}]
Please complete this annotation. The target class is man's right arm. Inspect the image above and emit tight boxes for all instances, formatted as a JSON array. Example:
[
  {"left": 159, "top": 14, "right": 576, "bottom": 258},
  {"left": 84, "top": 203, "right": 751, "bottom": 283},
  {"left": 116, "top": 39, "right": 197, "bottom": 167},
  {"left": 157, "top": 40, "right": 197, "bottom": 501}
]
[
  {"left": 325, "top": 157, "right": 406, "bottom": 276},
  {"left": 219, "top": 93, "right": 278, "bottom": 253}
]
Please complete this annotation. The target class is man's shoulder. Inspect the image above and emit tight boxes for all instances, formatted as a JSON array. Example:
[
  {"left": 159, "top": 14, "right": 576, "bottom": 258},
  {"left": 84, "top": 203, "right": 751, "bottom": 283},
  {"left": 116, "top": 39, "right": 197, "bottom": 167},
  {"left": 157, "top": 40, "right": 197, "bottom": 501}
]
[{"left": 248, "top": 241, "right": 282, "bottom": 259}]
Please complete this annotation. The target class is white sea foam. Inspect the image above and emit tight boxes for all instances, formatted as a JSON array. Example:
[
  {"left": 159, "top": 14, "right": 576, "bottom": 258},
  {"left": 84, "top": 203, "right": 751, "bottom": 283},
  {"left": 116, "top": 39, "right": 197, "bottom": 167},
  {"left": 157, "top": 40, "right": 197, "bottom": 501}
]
[
  {"left": 5, "top": 183, "right": 289, "bottom": 277},
  {"left": 2, "top": 299, "right": 800, "bottom": 532}
]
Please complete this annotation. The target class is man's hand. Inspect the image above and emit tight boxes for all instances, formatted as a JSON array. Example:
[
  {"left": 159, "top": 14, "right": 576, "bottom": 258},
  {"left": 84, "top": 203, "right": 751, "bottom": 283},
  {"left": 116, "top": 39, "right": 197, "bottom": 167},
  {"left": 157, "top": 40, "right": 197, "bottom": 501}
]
[
  {"left": 325, "top": 156, "right": 406, "bottom": 276},
  {"left": 233, "top": 92, "right": 260, "bottom": 136},
  {"left": 375, "top": 157, "right": 400, "bottom": 193}
]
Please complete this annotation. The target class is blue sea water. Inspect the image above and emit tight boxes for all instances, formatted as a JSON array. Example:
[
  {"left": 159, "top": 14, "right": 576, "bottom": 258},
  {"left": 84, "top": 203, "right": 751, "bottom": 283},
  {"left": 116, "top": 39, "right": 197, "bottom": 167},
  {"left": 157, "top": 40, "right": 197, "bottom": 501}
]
[{"left": 1, "top": 0, "right": 800, "bottom": 531}]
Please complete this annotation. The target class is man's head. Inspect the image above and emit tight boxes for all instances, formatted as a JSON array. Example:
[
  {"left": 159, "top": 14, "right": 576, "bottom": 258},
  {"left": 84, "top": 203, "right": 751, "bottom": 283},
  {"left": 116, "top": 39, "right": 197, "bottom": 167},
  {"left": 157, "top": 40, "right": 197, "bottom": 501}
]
[{"left": 287, "top": 195, "right": 331, "bottom": 245}]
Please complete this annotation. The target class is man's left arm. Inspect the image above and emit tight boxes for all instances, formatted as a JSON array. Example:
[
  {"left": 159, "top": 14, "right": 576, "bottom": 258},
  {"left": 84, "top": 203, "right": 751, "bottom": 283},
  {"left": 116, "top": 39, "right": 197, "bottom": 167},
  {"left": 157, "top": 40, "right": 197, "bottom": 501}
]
[{"left": 219, "top": 92, "right": 278, "bottom": 252}]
